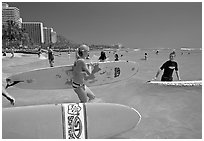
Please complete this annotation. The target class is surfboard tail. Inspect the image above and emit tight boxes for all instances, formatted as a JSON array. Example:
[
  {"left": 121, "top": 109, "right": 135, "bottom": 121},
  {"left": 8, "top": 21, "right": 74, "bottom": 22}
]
[{"left": 2, "top": 103, "right": 141, "bottom": 139}]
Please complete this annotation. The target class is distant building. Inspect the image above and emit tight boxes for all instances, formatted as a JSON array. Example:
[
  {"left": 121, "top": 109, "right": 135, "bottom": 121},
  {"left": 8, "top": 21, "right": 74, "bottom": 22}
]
[
  {"left": 51, "top": 31, "right": 57, "bottom": 43},
  {"left": 44, "top": 27, "right": 57, "bottom": 45},
  {"left": 2, "top": 3, "right": 21, "bottom": 27},
  {"left": 22, "top": 22, "right": 44, "bottom": 45},
  {"left": 2, "top": 3, "right": 57, "bottom": 46},
  {"left": 43, "top": 27, "right": 52, "bottom": 45}
]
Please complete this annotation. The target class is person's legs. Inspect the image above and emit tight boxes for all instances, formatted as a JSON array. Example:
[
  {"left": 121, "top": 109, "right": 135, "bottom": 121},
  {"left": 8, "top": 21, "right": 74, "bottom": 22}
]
[
  {"left": 49, "top": 59, "right": 54, "bottom": 67},
  {"left": 85, "top": 85, "right": 95, "bottom": 101},
  {"left": 74, "top": 87, "right": 88, "bottom": 103}
]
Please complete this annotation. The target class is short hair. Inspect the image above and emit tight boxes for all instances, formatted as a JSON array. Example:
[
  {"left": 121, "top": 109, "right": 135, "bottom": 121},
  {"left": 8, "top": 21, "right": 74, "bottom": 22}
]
[{"left": 170, "top": 52, "right": 176, "bottom": 57}]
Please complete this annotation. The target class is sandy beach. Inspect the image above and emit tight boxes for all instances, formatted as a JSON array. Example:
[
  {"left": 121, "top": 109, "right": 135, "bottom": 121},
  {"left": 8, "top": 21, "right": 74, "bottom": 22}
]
[{"left": 2, "top": 48, "right": 202, "bottom": 139}]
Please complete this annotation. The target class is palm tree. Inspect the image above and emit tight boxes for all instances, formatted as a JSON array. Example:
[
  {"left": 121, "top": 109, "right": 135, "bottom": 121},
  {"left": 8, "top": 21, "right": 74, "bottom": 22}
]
[
  {"left": 2, "top": 20, "right": 17, "bottom": 49},
  {"left": 2, "top": 20, "right": 29, "bottom": 49}
]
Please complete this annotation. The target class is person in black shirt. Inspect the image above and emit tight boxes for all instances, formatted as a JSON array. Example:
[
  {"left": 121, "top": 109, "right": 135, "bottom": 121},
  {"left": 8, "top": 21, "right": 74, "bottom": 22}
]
[
  {"left": 98, "top": 51, "right": 107, "bottom": 62},
  {"left": 153, "top": 52, "right": 180, "bottom": 81},
  {"left": 114, "top": 53, "right": 119, "bottom": 61}
]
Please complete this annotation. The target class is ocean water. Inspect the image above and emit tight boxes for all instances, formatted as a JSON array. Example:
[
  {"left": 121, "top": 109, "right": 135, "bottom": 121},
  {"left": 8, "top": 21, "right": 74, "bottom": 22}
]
[{"left": 2, "top": 48, "right": 202, "bottom": 139}]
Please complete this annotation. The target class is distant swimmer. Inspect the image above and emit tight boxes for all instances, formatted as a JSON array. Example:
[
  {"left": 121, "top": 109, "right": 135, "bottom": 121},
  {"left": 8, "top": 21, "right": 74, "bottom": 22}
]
[
  {"left": 99, "top": 51, "right": 107, "bottom": 62},
  {"left": 10, "top": 47, "right": 14, "bottom": 58},
  {"left": 153, "top": 52, "right": 180, "bottom": 81},
  {"left": 156, "top": 50, "right": 159, "bottom": 55},
  {"left": 114, "top": 53, "right": 119, "bottom": 61},
  {"left": 2, "top": 51, "right": 6, "bottom": 56},
  {"left": 72, "top": 44, "right": 101, "bottom": 103},
  {"left": 37, "top": 47, "right": 42, "bottom": 57},
  {"left": 144, "top": 52, "right": 148, "bottom": 60},
  {"left": 2, "top": 86, "right": 15, "bottom": 105}
]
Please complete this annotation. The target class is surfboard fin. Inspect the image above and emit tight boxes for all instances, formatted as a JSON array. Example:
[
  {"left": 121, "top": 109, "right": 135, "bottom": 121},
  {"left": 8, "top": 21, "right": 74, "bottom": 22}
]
[{"left": 6, "top": 79, "right": 24, "bottom": 89}]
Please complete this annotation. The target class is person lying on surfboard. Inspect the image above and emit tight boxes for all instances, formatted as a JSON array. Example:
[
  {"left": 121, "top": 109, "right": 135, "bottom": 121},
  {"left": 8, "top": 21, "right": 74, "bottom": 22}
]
[
  {"left": 72, "top": 44, "right": 100, "bottom": 103},
  {"left": 153, "top": 52, "right": 180, "bottom": 81}
]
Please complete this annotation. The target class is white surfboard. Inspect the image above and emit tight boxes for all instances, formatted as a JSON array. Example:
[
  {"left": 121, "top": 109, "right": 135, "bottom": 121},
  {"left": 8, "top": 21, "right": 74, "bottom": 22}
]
[
  {"left": 6, "top": 60, "right": 139, "bottom": 90},
  {"left": 147, "top": 80, "right": 202, "bottom": 86},
  {"left": 2, "top": 103, "right": 141, "bottom": 139}
]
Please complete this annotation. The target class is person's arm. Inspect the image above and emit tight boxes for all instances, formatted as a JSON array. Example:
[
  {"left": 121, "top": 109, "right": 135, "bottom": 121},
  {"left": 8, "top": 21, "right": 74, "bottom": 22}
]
[
  {"left": 81, "top": 60, "right": 100, "bottom": 77},
  {"left": 153, "top": 61, "right": 166, "bottom": 80},
  {"left": 153, "top": 69, "right": 161, "bottom": 80},
  {"left": 52, "top": 49, "right": 61, "bottom": 56},
  {"left": 80, "top": 60, "right": 91, "bottom": 75},
  {"left": 2, "top": 87, "right": 15, "bottom": 105},
  {"left": 175, "top": 62, "right": 180, "bottom": 80},
  {"left": 175, "top": 71, "right": 181, "bottom": 80}
]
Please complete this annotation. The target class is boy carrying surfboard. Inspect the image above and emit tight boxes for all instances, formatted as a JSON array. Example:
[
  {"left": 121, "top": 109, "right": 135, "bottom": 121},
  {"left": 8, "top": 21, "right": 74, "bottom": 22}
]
[{"left": 72, "top": 44, "right": 101, "bottom": 103}]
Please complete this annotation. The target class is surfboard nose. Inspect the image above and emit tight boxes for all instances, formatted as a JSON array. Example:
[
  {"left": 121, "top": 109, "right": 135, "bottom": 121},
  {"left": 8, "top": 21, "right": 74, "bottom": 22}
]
[{"left": 85, "top": 103, "right": 141, "bottom": 139}]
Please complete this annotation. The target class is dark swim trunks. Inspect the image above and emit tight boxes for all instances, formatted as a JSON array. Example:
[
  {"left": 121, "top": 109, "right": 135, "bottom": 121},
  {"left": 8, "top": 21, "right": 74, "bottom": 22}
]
[
  {"left": 72, "top": 81, "right": 85, "bottom": 89},
  {"left": 161, "top": 75, "right": 173, "bottom": 81}
]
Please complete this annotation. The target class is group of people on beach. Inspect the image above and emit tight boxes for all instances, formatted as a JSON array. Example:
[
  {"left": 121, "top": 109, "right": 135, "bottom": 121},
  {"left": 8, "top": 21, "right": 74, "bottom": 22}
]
[{"left": 3, "top": 44, "right": 181, "bottom": 105}]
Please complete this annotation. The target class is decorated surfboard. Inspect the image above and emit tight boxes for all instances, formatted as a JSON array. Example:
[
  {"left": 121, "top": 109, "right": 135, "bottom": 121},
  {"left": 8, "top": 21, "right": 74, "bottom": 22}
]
[
  {"left": 147, "top": 80, "right": 202, "bottom": 86},
  {"left": 2, "top": 103, "right": 141, "bottom": 139},
  {"left": 6, "top": 60, "right": 139, "bottom": 90}
]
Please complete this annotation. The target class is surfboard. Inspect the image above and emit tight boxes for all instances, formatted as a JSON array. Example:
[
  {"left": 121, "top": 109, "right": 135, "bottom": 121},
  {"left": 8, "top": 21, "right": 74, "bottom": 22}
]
[
  {"left": 6, "top": 60, "right": 139, "bottom": 90},
  {"left": 2, "top": 103, "right": 141, "bottom": 139},
  {"left": 147, "top": 80, "right": 202, "bottom": 86}
]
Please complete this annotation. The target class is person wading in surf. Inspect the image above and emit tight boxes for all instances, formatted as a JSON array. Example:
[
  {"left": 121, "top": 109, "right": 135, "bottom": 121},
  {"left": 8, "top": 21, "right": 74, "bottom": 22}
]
[
  {"left": 153, "top": 52, "right": 180, "bottom": 81},
  {"left": 72, "top": 44, "right": 100, "bottom": 102},
  {"left": 98, "top": 51, "right": 107, "bottom": 62},
  {"left": 47, "top": 45, "right": 55, "bottom": 67}
]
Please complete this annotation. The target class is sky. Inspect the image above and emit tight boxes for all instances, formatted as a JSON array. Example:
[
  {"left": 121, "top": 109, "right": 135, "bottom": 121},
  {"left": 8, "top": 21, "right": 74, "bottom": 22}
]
[{"left": 5, "top": 2, "right": 202, "bottom": 49}]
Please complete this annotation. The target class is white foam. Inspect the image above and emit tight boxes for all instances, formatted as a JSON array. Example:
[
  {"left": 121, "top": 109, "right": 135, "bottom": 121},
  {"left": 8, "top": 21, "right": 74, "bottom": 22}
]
[
  {"left": 39, "top": 55, "right": 47, "bottom": 60},
  {"left": 148, "top": 80, "right": 202, "bottom": 86}
]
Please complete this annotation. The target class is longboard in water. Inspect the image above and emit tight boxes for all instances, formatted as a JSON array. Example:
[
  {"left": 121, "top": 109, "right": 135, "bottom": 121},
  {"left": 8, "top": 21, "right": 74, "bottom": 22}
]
[
  {"left": 147, "top": 80, "right": 202, "bottom": 86},
  {"left": 6, "top": 60, "right": 139, "bottom": 90},
  {"left": 2, "top": 103, "right": 141, "bottom": 139}
]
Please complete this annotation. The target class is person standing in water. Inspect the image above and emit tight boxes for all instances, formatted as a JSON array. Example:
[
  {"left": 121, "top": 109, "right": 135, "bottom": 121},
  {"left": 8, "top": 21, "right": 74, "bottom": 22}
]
[
  {"left": 98, "top": 51, "right": 107, "bottom": 62},
  {"left": 114, "top": 53, "right": 119, "bottom": 61},
  {"left": 153, "top": 52, "right": 180, "bottom": 81},
  {"left": 144, "top": 52, "right": 148, "bottom": 60},
  {"left": 72, "top": 44, "right": 100, "bottom": 103},
  {"left": 37, "top": 47, "right": 42, "bottom": 57},
  {"left": 10, "top": 47, "right": 14, "bottom": 58},
  {"left": 47, "top": 45, "right": 54, "bottom": 67}
]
